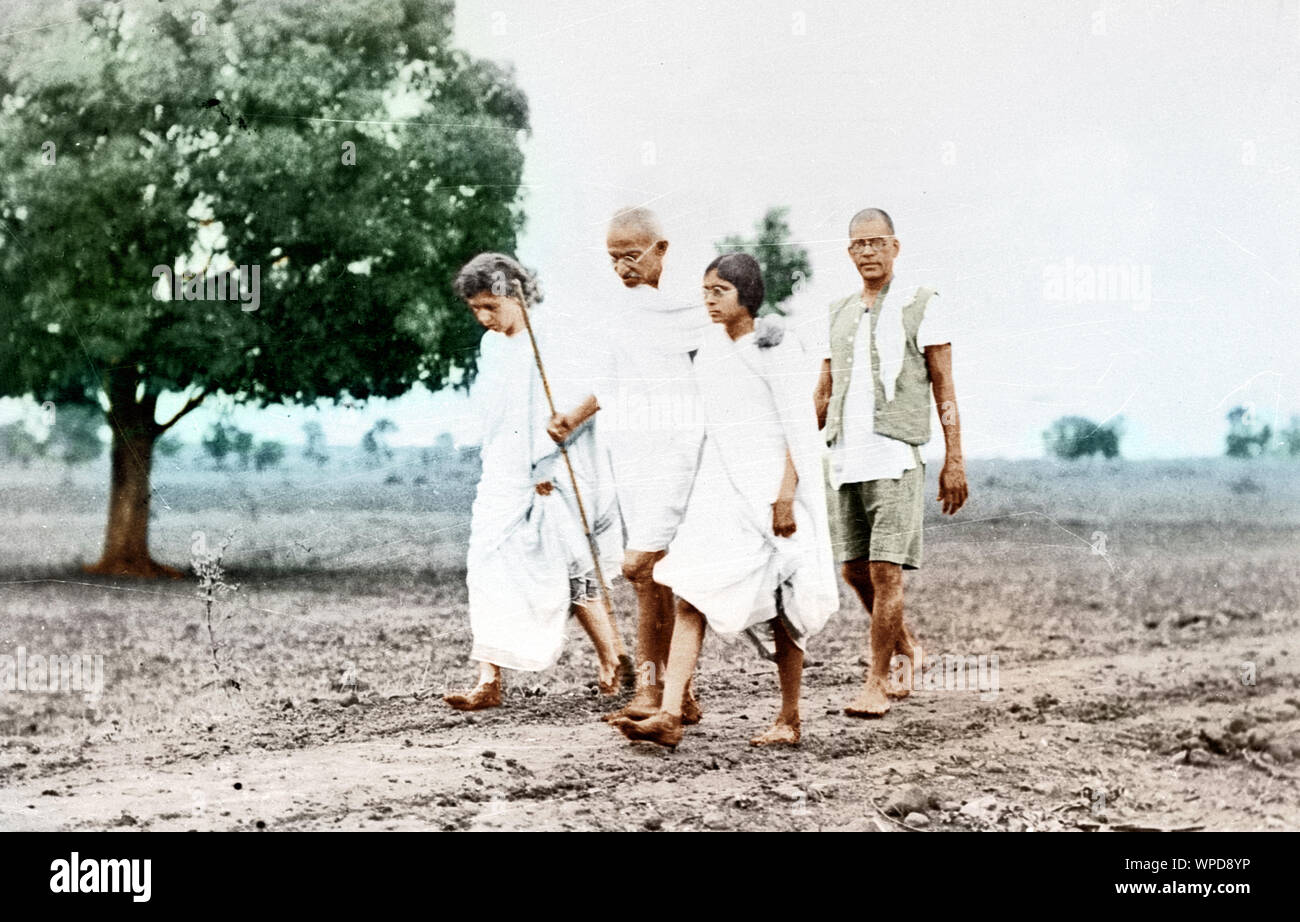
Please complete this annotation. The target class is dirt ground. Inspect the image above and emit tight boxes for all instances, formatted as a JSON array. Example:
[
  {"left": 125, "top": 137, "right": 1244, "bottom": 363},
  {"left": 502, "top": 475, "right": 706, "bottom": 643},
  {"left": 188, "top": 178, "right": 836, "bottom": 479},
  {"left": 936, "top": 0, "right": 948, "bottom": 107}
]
[{"left": 2, "top": 457, "right": 1299, "bottom": 831}]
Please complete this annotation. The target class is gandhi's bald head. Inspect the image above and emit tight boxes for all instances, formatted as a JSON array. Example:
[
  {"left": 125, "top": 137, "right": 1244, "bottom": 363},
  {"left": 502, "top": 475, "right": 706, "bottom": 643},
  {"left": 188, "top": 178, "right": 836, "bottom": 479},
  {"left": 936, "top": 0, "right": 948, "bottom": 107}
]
[
  {"left": 607, "top": 206, "right": 669, "bottom": 288},
  {"left": 609, "top": 206, "right": 664, "bottom": 240}
]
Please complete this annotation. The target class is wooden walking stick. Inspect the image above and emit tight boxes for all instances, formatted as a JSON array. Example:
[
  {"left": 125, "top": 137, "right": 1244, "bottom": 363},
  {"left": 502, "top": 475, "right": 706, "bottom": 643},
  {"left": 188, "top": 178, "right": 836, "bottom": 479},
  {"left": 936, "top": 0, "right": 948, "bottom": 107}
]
[{"left": 511, "top": 280, "right": 618, "bottom": 623}]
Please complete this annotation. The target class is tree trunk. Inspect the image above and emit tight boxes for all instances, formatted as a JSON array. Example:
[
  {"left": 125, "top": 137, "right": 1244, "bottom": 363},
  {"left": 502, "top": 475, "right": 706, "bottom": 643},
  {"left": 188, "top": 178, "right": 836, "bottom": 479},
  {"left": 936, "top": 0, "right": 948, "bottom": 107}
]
[{"left": 85, "top": 381, "right": 182, "bottom": 579}]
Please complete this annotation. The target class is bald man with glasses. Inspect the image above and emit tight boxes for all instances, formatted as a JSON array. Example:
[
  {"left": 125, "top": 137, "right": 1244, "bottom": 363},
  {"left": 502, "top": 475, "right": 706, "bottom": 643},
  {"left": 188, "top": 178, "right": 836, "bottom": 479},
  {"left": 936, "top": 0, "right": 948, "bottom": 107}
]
[
  {"left": 813, "top": 208, "right": 969, "bottom": 717},
  {"left": 546, "top": 207, "right": 709, "bottom": 724}
]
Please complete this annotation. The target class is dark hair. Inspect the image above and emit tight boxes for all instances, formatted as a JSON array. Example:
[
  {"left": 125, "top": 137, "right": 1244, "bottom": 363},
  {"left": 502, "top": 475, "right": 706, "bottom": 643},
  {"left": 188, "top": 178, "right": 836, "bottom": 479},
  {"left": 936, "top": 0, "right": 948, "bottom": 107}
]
[
  {"left": 452, "top": 252, "right": 543, "bottom": 305},
  {"left": 849, "top": 207, "right": 895, "bottom": 234},
  {"left": 704, "top": 252, "right": 765, "bottom": 317}
]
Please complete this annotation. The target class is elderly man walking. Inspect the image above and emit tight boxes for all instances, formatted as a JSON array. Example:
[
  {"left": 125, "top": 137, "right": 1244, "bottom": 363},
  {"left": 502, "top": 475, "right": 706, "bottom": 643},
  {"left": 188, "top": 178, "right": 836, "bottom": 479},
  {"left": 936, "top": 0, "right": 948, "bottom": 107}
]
[
  {"left": 547, "top": 207, "right": 708, "bottom": 722},
  {"left": 813, "top": 208, "right": 969, "bottom": 717}
]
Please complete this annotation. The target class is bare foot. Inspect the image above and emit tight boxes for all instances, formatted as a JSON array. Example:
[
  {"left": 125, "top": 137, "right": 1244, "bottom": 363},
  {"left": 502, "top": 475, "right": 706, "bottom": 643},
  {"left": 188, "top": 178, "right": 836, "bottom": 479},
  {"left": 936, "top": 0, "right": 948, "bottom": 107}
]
[
  {"left": 443, "top": 681, "right": 503, "bottom": 711},
  {"left": 750, "top": 718, "right": 801, "bottom": 747},
  {"left": 611, "top": 711, "right": 683, "bottom": 748},
  {"left": 844, "top": 678, "right": 891, "bottom": 718},
  {"left": 602, "top": 685, "right": 662, "bottom": 722},
  {"left": 681, "top": 691, "right": 703, "bottom": 726},
  {"left": 596, "top": 659, "right": 620, "bottom": 696},
  {"left": 889, "top": 640, "right": 922, "bottom": 699}
]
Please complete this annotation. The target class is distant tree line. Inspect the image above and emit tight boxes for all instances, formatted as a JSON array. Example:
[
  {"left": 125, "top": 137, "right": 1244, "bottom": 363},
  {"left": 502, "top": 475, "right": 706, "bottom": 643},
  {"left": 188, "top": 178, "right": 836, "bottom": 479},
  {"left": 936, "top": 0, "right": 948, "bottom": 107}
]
[
  {"left": 1043, "top": 416, "right": 1123, "bottom": 460},
  {"left": 1226, "top": 405, "right": 1299, "bottom": 459},
  {"left": 1, "top": 407, "right": 477, "bottom": 477},
  {"left": 201, "top": 422, "right": 284, "bottom": 472},
  {"left": 1041, "top": 407, "right": 1300, "bottom": 462},
  {"left": 0, "top": 405, "right": 104, "bottom": 471}
]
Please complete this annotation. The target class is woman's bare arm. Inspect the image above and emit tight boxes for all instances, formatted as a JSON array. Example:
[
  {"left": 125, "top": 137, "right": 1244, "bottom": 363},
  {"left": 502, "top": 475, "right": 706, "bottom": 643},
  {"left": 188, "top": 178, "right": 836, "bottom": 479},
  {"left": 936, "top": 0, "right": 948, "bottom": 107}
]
[
  {"left": 772, "top": 450, "right": 798, "bottom": 537},
  {"left": 547, "top": 394, "right": 599, "bottom": 443}
]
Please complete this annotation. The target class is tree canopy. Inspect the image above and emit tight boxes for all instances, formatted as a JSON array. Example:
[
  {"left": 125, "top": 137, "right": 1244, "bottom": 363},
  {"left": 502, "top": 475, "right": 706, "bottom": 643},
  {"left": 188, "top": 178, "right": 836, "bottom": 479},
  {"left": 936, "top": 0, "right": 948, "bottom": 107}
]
[
  {"left": 715, "top": 207, "right": 812, "bottom": 316},
  {"left": 1224, "top": 406, "right": 1273, "bottom": 459},
  {"left": 0, "top": 0, "right": 531, "bottom": 574}
]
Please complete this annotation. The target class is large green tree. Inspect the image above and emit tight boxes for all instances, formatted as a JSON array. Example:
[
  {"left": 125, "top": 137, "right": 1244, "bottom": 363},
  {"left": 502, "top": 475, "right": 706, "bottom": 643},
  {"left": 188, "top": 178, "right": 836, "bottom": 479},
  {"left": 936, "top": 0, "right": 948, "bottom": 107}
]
[
  {"left": 0, "top": 0, "right": 529, "bottom": 576},
  {"left": 716, "top": 206, "right": 812, "bottom": 316}
]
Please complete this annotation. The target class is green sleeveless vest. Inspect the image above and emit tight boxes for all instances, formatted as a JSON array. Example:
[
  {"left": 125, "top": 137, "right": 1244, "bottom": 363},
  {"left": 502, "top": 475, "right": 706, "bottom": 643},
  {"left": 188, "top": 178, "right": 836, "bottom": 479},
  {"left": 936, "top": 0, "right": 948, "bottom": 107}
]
[{"left": 824, "top": 283, "right": 936, "bottom": 447}]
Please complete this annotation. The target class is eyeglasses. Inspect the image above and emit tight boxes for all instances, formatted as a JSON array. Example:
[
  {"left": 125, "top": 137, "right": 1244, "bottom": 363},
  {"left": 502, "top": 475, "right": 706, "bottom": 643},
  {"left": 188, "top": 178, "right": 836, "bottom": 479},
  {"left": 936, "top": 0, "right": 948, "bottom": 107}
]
[
  {"left": 610, "top": 240, "right": 665, "bottom": 266},
  {"left": 847, "top": 236, "right": 896, "bottom": 254},
  {"left": 701, "top": 285, "right": 732, "bottom": 300}
]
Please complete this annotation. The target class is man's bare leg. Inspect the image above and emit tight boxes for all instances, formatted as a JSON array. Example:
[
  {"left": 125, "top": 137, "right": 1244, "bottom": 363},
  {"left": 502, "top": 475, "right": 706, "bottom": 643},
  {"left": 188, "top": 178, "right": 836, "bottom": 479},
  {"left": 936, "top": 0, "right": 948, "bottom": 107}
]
[
  {"left": 891, "top": 624, "right": 923, "bottom": 699},
  {"left": 444, "top": 661, "right": 503, "bottom": 711},
  {"left": 603, "top": 549, "right": 669, "bottom": 720},
  {"left": 572, "top": 597, "right": 623, "bottom": 695},
  {"left": 842, "top": 557, "right": 921, "bottom": 700},
  {"left": 751, "top": 617, "right": 803, "bottom": 746},
  {"left": 613, "top": 599, "right": 705, "bottom": 747},
  {"left": 843, "top": 557, "right": 876, "bottom": 613},
  {"left": 608, "top": 580, "right": 702, "bottom": 722},
  {"left": 669, "top": 584, "right": 704, "bottom": 724},
  {"left": 844, "top": 560, "right": 904, "bottom": 717},
  {"left": 654, "top": 581, "right": 675, "bottom": 658}
]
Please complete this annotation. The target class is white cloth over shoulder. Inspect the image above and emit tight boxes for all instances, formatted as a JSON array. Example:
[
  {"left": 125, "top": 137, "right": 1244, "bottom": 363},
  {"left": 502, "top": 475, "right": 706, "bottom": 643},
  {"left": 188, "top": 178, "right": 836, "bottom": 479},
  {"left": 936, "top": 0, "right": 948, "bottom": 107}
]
[
  {"left": 830, "top": 281, "right": 956, "bottom": 486},
  {"left": 585, "top": 280, "right": 708, "bottom": 552},
  {"left": 465, "top": 325, "right": 622, "bottom": 672},
  {"left": 654, "top": 324, "right": 838, "bottom": 659},
  {"left": 875, "top": 281, "right": 955, "bottom": 402}
]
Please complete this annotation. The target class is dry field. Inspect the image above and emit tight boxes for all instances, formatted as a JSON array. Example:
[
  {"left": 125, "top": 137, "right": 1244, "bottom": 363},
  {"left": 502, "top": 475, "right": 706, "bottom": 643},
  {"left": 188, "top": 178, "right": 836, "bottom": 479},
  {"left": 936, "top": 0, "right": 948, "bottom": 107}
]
[{"left": 1, "top": 454, "right": 1298, "bottom": 831}]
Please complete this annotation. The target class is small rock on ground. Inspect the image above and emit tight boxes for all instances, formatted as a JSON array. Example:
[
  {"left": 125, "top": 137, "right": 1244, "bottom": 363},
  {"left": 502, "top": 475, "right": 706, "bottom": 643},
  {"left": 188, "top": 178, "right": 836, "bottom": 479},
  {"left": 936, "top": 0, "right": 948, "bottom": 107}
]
[{"left": 883, "top": 783, "right": 932, "bottom": 817}]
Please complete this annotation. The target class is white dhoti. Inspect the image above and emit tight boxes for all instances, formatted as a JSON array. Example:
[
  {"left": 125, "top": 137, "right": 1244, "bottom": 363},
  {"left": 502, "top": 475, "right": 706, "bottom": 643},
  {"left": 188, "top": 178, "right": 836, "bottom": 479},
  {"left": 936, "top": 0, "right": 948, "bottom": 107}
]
[{"left": 605, "top": 423, "right": 704, "bottom": 552}]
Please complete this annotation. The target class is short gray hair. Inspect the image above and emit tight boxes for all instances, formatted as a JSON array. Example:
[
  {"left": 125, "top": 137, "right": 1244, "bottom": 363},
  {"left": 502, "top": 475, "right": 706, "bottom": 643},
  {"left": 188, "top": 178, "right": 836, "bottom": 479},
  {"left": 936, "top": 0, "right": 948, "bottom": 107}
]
[{"left": 608, "top": 206, "right": 665, "bottom": 240}]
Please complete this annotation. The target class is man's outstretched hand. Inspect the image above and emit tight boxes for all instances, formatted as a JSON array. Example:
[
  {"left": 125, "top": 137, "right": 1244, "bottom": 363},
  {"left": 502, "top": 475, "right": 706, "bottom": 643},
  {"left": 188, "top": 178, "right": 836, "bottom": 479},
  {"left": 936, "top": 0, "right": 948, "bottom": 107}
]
[{"left": 938, "top": 460, "right": 968, "bottom": 515}]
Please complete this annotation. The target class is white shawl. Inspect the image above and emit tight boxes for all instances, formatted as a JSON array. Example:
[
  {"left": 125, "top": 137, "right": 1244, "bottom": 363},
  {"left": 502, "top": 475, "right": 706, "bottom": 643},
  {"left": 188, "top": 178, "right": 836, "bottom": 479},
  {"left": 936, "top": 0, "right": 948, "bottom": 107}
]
[{"left": 696, "top": 325, "right": 839, "bottom": 631}]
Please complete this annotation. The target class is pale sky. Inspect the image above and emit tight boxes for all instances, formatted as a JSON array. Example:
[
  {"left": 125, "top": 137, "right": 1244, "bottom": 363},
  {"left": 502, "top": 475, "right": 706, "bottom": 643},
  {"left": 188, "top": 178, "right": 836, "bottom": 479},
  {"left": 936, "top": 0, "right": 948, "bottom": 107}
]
[{"left": 4, "top": 0, "right": 1298, "bottom": 459}]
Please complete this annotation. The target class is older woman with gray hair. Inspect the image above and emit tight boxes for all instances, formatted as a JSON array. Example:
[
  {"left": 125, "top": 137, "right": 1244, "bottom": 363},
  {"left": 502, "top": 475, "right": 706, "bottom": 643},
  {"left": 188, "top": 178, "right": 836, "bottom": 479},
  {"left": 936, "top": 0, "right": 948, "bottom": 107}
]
[{"left": 443, "top": 252, "right": 629, "bottom": 710}]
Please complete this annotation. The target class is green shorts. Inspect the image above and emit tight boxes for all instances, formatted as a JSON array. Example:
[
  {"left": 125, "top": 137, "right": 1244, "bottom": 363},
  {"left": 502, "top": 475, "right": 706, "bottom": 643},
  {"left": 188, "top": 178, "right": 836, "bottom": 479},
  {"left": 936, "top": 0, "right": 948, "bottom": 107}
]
[{"left": 827, "top": 463, "right": 926, "bottom": 569}]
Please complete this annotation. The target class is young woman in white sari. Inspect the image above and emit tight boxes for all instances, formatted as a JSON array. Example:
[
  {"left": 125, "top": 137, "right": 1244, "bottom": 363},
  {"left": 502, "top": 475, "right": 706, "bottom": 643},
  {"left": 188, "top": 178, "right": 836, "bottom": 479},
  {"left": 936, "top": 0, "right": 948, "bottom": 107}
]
[
  {"left": 443, "top": 253, "right": 629, "bottom": 711},
  {"left": 611, "top": 253, "right": 838, "bottom": 747}
]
